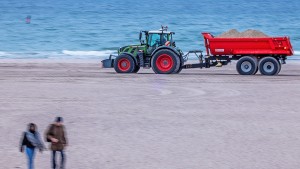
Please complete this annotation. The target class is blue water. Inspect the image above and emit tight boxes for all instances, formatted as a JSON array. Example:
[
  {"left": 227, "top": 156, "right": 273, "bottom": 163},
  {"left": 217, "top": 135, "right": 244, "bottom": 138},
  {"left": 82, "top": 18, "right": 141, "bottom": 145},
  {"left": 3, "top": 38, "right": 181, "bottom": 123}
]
[{"left": 0, "top": 0, "right": 299, "bottom": 59}]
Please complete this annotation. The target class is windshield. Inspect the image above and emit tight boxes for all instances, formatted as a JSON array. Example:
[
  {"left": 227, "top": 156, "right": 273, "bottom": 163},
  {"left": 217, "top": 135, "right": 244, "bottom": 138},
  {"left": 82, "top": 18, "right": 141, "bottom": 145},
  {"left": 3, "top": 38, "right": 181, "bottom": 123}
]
[{"left": 148, "top": 33, "right": 170, "bottom": 47}]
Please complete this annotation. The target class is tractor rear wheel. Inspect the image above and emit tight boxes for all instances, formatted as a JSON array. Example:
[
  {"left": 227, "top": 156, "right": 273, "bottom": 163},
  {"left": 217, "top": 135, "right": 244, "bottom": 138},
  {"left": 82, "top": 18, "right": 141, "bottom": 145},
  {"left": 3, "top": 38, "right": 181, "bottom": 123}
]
[
  {"left": 236, "top": 56, "right": 258, "bottom": 75},
  {"left": 151, "top": 49, "right": 180, "bottom": 74},
  {"left": 114, "top": 54, "right": 136, "bottom": 73},
  {"left": 176, "top": 65, "right": 183, "bottom": 74},
  {"left": 258, "top": 57, "right": 280, "bottom": 76},
  {"left": 174, "top": 56, "right": 184, "bottom": 74}
]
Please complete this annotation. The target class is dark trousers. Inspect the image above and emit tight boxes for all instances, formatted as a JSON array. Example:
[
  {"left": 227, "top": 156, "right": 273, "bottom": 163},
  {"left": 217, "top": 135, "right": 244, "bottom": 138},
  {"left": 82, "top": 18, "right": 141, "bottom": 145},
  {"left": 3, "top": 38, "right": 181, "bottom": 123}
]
[{"left": 52, "top": 150, "right": 65, "bottom": 169}]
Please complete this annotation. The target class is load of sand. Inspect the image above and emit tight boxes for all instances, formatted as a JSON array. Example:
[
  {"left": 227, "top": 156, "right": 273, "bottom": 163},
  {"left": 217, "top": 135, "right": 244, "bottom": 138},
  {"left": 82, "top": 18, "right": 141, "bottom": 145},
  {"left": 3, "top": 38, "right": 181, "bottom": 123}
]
[{"left": 217, "top": 29, "right": 269, "bottom": 38}]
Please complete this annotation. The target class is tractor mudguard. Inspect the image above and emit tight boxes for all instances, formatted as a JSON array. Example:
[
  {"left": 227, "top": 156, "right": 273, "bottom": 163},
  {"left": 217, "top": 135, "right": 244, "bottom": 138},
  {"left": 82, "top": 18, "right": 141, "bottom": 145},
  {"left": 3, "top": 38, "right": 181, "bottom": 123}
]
[
  {"left": 119, "top": 52, "right": 138, "bottom": 65},
  {"left": 151, "top": 46, "right": 181, "bottom": 58},
  {"left": 151, "top": 46, "right": 183, "bottom": 66}
]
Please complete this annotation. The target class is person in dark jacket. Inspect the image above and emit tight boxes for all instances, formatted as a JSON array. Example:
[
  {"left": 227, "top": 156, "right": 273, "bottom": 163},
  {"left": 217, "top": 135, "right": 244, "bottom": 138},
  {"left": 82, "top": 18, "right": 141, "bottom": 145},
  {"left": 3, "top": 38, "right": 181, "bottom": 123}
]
[
  {"left": 20, "top": 123, "right": 45, "bottom": 169},
  {"left": 46, "top": 117, "right": 68, "bottom": 169}
]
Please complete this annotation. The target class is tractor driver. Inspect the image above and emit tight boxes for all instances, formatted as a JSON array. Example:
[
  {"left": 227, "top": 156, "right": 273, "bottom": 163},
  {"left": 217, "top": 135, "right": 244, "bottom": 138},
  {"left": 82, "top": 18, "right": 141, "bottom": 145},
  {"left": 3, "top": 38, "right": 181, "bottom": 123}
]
[{"left": 161, "top": 34, "right": 167, "bottom": 44}]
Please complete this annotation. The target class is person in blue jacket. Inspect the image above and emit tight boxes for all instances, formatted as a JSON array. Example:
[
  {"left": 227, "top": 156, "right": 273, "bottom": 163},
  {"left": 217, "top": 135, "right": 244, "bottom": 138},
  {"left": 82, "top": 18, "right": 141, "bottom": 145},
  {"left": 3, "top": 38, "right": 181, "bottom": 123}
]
[{"left": 20, "top": 123, "right": 45, "bottom": 169}]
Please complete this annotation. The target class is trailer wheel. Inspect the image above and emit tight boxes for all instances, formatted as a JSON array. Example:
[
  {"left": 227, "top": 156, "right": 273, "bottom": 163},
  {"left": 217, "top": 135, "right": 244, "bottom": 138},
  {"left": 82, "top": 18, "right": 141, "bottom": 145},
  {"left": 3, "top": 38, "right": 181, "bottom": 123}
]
[
  {"left": 254, "top": 68, "right": 259, "bottom": 75},
  {"left": 236, "top": 56, "right": 258, "bottom": 75},
  {"left": 275, "top": 58, "right": 282, "bottom": 75},
  {"left": 151, "top": 49, "right": 180, "bottom": 74},
  {"left": 114, "top": 54, "right": 136, "bottom": 73},
  {"left": 258, "top": 57, "right": 280, "bottom": 76},
  {"left": 252, "top": 57, "right": 259, "bottom": 75},
  {"left": 276, "top": 63, "right": 282, "bottom": 75}
]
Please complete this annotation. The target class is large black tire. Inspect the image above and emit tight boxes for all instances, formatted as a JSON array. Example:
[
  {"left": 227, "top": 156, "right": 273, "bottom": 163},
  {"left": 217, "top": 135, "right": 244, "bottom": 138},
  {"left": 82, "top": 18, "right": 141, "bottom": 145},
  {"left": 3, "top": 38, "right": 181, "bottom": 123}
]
[
  {"left": 114, "top": 54, "right": 136, "bottom": 73},
  {"left": 253, "top": 67, "right": 259, "bottom": 75},
  {"left": 151, "top": 49, "right": 180, "bottom": 74},
  {"left": 258, "top": 57, "right": 280, "bottom": 76},
  {"left": 236, "top": 56, "right": 258, "bottom": 75},
  {"left": 176, "top": 65, "right": 183, "bottom": 74},
  {"left": 133, "top": 66, "right": 140, "bottom": 73},
  {"left": 275, "top": 59, "right": 282, "bottom": 75},
  {"left": 252, "top": 57, "right": 259, "bottom": 75},
  {"left": 174, "top": 56, "right": 184, "bottom": 74}
]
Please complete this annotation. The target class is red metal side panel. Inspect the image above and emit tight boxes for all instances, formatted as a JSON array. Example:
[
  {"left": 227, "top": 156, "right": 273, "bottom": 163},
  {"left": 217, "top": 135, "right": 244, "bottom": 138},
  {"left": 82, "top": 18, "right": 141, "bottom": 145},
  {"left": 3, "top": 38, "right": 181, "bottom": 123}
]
[{"left": 201, "top": 33, "right": 293, "bottom": 56}]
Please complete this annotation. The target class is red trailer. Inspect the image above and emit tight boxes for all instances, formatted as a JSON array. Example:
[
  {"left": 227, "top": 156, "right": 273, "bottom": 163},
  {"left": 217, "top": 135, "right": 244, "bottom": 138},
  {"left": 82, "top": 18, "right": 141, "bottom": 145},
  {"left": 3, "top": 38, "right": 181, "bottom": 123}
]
[
  {"left": 184, "top": 33, "right": 294, "bottom": 75},
  {"left": 202, "top": 33, "right": 293, "bottom": 57}
]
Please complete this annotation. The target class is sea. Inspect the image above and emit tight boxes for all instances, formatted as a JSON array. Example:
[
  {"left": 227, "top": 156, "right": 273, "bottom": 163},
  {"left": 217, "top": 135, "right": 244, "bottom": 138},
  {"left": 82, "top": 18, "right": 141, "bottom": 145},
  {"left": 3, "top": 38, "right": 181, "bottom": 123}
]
[{"left": 0, "top": 0, "right": 299, "bottom": 60}]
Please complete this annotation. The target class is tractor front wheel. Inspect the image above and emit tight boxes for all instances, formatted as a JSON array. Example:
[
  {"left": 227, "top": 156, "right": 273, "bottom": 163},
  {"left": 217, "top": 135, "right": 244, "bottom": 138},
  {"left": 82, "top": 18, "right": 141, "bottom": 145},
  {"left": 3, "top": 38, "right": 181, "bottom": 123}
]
[
  {"left": 114, "top": 54, "right": 136, "bottom": 73},
  {"left": 133, "top": 66, "right": 140, "bottom": 73},
  {"left": 151, "top": 49, "right": 180, "bottom": 74}
]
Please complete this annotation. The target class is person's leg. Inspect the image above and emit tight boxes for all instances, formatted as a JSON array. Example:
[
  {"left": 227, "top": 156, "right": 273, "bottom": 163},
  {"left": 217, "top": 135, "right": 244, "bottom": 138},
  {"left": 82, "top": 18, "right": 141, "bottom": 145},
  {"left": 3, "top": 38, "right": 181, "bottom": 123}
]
[
  {"left": 59, "top": 150, "right": 65, "bottom": 169},
  {"left": 52, "top": 151, "right": 57, "bottom": 169},
  {"left": 26, "top": 147, "right": 35, "bottom": 169}
]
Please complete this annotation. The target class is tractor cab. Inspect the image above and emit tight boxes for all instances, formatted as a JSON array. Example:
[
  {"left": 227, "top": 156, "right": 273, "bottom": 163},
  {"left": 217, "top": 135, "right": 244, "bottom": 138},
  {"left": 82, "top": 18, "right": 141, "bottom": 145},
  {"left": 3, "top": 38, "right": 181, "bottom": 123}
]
[{"left": 139, "top": 27, "right": 175, "bottom": 54}]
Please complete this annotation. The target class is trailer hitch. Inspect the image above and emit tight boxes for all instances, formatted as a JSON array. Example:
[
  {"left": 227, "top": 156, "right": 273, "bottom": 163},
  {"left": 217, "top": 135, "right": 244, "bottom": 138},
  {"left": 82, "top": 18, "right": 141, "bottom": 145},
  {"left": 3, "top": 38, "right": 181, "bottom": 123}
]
[
  {"left": 183, "top": 50, "right": 205, "bottom": 67},
  {"left": 183, "top": 50, "right": 203, "bottom": 62}
]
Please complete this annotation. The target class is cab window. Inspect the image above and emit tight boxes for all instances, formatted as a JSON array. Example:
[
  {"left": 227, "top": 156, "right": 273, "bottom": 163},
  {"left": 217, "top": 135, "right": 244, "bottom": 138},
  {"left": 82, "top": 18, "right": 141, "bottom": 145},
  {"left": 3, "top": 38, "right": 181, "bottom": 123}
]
[
  {"left": 161, "top": 34, "right": 169, "bottom": 44},
  {"left": 148, "top": 34, "right": 160, "bottom": 47}
]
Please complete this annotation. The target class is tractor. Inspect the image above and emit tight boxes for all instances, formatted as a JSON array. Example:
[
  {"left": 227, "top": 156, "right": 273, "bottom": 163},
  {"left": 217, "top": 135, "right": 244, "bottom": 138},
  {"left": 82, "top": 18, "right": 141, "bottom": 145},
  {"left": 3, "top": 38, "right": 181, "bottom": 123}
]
[{"left": 102, "top": 26, "right": 189, "bottom": 74}]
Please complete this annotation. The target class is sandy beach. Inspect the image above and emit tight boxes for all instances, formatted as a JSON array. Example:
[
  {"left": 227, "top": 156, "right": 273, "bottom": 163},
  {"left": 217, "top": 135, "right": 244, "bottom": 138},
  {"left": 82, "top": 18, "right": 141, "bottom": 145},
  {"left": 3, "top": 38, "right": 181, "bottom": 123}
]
[{"left": 1, "top": 59, "right": 300, "bottom": 169}]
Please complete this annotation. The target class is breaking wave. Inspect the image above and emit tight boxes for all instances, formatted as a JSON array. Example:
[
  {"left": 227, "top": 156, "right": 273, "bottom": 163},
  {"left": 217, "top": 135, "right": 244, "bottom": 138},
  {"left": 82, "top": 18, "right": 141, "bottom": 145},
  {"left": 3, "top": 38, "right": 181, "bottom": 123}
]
[
  {"left": 0, "top": 50, "right": 299, "bottom": 60},
  {"left": 0, "top": 50, "right": 116, "bottom": 59},
  {"left": 62, "top": 50, "right": 115, "bottom": 57},
  {"left": 294, "top": 50, "right": 300, "bottom": 56}
]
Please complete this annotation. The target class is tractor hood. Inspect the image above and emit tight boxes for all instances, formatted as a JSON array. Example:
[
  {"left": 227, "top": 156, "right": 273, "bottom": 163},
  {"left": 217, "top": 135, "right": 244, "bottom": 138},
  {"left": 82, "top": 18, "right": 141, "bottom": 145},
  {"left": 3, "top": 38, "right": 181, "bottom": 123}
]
[{"left": 118, "top": 45, "right": 146, "bottom": 55}]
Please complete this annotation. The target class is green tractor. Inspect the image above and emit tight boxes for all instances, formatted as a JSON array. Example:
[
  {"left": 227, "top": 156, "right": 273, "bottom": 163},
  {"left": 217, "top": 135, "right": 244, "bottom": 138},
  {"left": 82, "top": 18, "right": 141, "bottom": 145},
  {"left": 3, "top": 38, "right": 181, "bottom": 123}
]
[{"left": 102, "top": 26, "right": 186, "bottom": 74}]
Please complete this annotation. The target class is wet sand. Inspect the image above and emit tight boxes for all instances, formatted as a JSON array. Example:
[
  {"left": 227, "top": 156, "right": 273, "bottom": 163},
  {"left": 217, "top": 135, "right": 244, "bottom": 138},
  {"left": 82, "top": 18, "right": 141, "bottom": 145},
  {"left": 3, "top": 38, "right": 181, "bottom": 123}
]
[{"left": 1, "top": 59, "right": 300, "bottom": 169}]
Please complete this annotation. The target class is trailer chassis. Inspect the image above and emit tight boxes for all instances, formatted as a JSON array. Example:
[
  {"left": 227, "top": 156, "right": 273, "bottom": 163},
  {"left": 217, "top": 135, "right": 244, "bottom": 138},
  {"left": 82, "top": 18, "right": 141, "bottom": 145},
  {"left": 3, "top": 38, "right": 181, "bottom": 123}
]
[{"left": 182, "top": 50, "right": 231, "bottom": 69}]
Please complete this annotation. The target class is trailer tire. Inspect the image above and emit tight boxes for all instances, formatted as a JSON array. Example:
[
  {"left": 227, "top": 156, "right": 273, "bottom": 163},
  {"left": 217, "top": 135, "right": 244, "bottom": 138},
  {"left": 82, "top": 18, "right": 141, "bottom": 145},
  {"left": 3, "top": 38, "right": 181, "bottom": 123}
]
[
  {"left": 114, "top": 54, "right": 136, "bottom": 73},
  {"left": 236, "top": 56, "right": 258, "bottom": 75},
  {"left": 275, "top": 59, "right": 282, "bottom": 75},
  {"left": 276, "top": 63, "right": 281, "bottom": 75},
  {"left": 151, "top": 49, "right": 180, "bottom": 74},
  {"left": 254, "top": 68, "right": 259, "bottom": 75},
  {"left": 259, "top": 57, "right": 280, "bottom": 76},
  {"left": 252, "top": 57, "right": 259, "bottom": 75}
]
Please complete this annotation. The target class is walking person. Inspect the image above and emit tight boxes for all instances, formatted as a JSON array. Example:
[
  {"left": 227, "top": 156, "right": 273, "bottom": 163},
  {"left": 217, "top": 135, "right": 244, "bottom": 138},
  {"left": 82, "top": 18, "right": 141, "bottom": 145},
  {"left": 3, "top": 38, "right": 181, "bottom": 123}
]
[
  {"left": 46, "top": 117, "right": 68, "bottom": 169},
  {"left": 20, "top": 123, "right": 45, "bottom": 169}
]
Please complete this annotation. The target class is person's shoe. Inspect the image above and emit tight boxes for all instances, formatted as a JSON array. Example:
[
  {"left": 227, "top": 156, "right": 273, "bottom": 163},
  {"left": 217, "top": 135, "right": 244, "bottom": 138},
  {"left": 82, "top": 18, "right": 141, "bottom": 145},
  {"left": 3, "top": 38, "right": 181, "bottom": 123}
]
[{"left": 216, "top": 62, "right": 222, "bottom": 67}]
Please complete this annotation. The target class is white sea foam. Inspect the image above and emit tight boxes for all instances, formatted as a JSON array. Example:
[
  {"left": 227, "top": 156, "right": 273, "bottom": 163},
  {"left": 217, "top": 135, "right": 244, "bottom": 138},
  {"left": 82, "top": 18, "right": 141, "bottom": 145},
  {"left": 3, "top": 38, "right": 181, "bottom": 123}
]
[
  {"left": 0, "top": 50, "right": 116, "bottom": 59},
  {"left": 294, "top": 50, "right": 300, "bottom": 56},
  {"left": 0, "top": 51, "right": 11, "bottom": 56},
  {"left": 62, "top": 50, "right": 115, "bottom": 57},
  {"left": 0, "top": 50, "right": 299, "bottom": 60}
]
